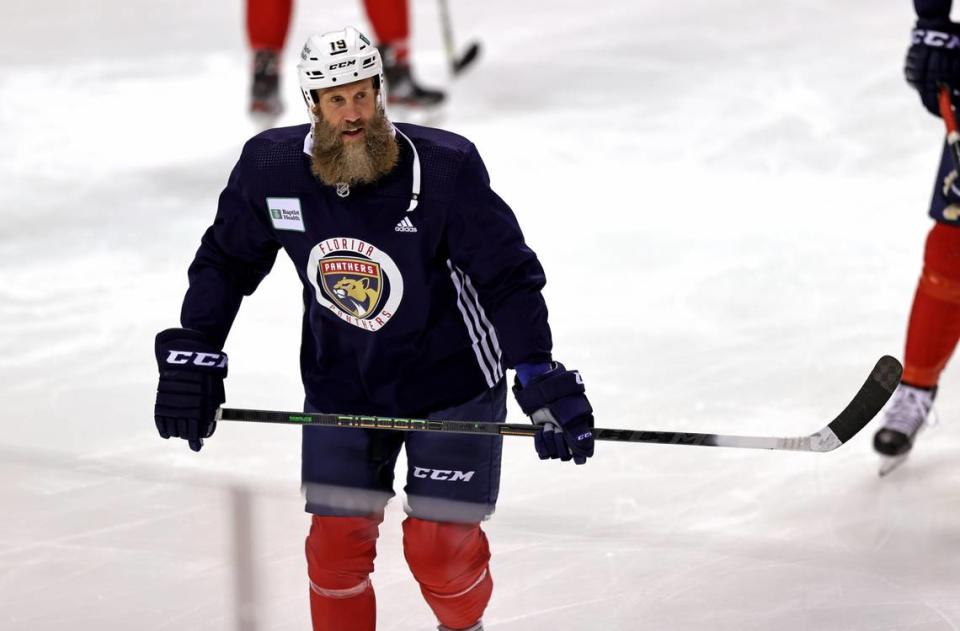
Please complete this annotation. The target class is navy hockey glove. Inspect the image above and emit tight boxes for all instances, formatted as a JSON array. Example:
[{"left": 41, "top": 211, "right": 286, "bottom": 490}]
[
  {"left": 154, "top": 328, "right": 227, "bottom": 452},
  {"left": 905, "top": 18, "right": 960, "bottom": 116},
  {"left": 513, "top": 363, "right": 594, "bottom": 465}
]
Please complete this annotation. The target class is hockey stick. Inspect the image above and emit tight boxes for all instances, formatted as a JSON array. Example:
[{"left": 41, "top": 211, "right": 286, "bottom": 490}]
[
  {"left": 218, "top": 356, "right": 901, "bottom": 453},
  {"left": 438, "top": 0, "right": 481, "bottom": 75}
]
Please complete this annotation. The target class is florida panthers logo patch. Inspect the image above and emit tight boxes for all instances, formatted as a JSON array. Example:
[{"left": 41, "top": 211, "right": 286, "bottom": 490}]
[{"left": 307, "top": 237, "right": 404, "bottom": 332}]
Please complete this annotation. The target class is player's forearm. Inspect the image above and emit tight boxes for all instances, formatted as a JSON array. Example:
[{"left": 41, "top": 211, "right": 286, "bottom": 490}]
[
  {"left": 178, "top": 266, "right": 269, "bottom": 349},
  {"left": 180, "top": 266, "right": 245, "bottom": 350},
  {"left": 916, "top": 0, "right": 952, "bottom": 19},
  {"left": 482, "top": 266, "right": 553, "bottom": 368},
  {"left": 492, "top": 312, "right": 552, "bottom": 369},
  {"left": 178, "top": 226, "right": 275, "bottom": 349}
]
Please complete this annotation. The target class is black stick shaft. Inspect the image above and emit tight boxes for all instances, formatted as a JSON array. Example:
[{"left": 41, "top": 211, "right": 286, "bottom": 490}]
[
  {"left": 437, "top": 0, "right": 457, "bottom": 67},
  {"left": 217, "top": 356, "right": 900, "bottom": 452},
  {"left": 436, "top": 0, "right": 480, "bottom": 75}
]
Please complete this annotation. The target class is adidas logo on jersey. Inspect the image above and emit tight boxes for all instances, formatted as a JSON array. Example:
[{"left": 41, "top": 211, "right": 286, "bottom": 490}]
[{"left": 395, "top": 216, "right": 417, "bottom": 233}]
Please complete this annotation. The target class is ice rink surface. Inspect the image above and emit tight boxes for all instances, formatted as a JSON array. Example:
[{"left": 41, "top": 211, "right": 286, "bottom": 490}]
[{"left": 2, "top": 0, "right": 959, "bottom": 629}]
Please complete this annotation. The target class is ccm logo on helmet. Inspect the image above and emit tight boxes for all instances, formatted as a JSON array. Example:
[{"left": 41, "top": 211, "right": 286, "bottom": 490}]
[
  {"left": 412, "top": 467, "right": 475, "bottom": 482},
  {"left": 165, "top": 351, "right": 228, "bottom": 369},
  {"left": 913, "top": 29, "right": 960, "bottom": 49},
  {"left": 329, "top": 60, "right": 357, "bottom": 70}
]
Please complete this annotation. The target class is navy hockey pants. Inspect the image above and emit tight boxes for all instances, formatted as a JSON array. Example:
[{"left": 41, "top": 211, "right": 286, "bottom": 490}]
[{"left": 301, "top": 380, "right": 506, "bottom": 523}]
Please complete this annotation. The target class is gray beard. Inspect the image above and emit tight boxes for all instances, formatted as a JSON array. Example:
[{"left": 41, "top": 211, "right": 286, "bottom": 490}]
[{"left": 310, "top": 110, "right": 400, "bottom": 186}]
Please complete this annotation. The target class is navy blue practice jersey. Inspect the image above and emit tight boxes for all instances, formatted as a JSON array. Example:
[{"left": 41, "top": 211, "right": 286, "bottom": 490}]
[{"left": 179, "top": 122, "right": 552, "bottom": 417}]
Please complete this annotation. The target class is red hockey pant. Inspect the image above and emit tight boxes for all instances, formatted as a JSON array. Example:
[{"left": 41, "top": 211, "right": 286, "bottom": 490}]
[
  {"left": 246, "top": 0, "right": 410, "bottom": 56},
  {"left": 903, "top": 222, "right": 960, "bottom": 386},
  {"left": 305, "top": 515, "right": 492, "bottom": 631}
]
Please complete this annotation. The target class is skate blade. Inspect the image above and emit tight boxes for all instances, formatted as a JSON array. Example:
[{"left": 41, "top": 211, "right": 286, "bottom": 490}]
[{"left": 878, "top": 454, "right": 909, "bottom": 477}]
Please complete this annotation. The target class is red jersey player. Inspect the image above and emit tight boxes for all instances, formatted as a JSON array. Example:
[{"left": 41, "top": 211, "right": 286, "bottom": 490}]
[
  {"left": 874, "top": 0, "right": 960, "bottom": 473},
  {"left": 247, "top": 0, "right": 445, "bottom": 115}
]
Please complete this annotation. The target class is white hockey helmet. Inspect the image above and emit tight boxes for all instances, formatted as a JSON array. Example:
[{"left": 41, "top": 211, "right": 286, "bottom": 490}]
[{"left": 297, "top": 26, "right": 386, "bottom": 119}]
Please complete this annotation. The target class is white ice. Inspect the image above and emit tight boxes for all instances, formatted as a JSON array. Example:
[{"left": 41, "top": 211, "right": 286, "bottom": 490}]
[{"left": 2, "top": 0, "right": 959, "bottom": 629}]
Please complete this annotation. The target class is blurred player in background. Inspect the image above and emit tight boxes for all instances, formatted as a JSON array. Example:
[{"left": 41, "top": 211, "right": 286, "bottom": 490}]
[
  {"left": 247, "top": 0, "right": 445, "bottom": 115},
  {"left": 154, "top": 26, "right": 593, "bottom": 631},
  {"left": 874, "top": 0, "right": 960, "bottom": 471}
]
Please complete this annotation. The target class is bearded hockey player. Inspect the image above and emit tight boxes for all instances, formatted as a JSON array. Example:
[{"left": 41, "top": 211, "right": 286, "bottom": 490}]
[
  {"left": 152, "top": 26, "right": 594, "bottom": 631},
  {"left": 874, "top": 0, "right": 960, "bottom": 473}
]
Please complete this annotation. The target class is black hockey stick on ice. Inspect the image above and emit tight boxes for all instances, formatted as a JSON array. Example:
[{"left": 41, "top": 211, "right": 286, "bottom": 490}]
[
  {"left": 218, "top": 356, "right": 901, "bottom": 453},
  {"left": 438, "top": 0, "right": 480, "bottom": 75}
]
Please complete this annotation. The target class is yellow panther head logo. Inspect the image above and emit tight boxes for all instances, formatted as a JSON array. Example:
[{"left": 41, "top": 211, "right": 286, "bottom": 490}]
[{"left": 333, "top": 278, "right": 380, "bottom": 317}]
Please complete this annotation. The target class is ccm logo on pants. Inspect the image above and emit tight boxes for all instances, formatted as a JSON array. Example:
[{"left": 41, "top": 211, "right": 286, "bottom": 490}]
[{"left": 412, "top": 467, "right": 475, "bottom": 482}]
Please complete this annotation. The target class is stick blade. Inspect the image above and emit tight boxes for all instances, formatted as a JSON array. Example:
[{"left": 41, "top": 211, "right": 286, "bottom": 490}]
[
  {"left": 822, "top": 355, "right": 902, "bottom": 449},
  {"left": 453, "top": 42, "right": 481, "bottom": 75}
]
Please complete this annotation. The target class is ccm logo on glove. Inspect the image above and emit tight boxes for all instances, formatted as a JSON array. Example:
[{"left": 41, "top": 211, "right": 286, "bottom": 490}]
[
  {"left": 913, "top": 29, "right": 960, "bottom": 49},
  {"left": 164, "top": 350, "right": 228, "bottom": 368}
]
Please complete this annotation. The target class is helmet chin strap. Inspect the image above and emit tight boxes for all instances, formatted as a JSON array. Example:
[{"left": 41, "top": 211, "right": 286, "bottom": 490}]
[{"left": 393, "top": 125, "right": 421, "bottom": 212}]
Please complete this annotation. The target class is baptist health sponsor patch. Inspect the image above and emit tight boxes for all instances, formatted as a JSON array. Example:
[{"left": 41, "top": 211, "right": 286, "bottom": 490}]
[
  {"left": 266, "top": 197, "right": 305, "bottom": 232},
  {"left": 307, "top": 237, "right": 404, "bottom": 332}
]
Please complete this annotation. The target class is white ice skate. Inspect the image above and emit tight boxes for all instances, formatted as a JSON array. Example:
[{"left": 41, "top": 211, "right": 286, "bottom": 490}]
[{"left": 873, "top": 384, "right": 937, "bottom": 477}]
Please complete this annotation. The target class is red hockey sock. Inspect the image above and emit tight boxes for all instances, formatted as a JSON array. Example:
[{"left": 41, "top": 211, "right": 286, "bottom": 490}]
[
  {"left": 402, "top": 517, "right": 493, "bottom": 630},
  {"left": 305, "top": 515, "right": 382, "bottom": 631},
  {"left": 902, "top": 222, "right": 960, "bottom": 387},
  {"left": 246, "top": 0, "right": 293, "bottom": 51},
  {"left": 362, "top": 0, "right": 410, "bottom": 61}
]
